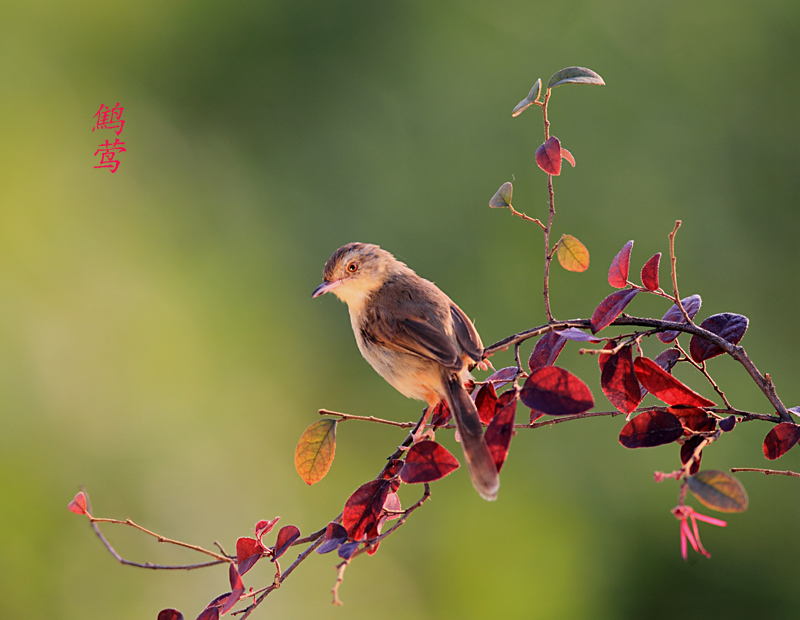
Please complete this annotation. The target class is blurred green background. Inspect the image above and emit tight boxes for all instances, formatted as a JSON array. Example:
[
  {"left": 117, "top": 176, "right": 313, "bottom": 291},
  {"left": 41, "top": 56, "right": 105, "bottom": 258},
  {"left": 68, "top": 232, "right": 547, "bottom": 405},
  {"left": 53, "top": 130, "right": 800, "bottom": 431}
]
[{"left": 2, "top": 0, "right": 799, "bottom": 618}]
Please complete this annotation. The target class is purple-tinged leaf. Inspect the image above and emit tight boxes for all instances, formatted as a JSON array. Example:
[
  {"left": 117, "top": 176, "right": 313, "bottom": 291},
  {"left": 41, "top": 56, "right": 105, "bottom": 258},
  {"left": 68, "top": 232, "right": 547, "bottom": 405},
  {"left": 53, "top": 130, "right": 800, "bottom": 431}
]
[
  {"left": 272, "top": 525, "right": 301, "bottom": 561},
  {"left": 689, "top": 313, "right": 749, "bottom": 363},
  {"left": 343, "top": 480, "right": 391, "bottom": 540},
  {"left": 658, "top": 295, "right": 702, "bottom": 343},
  {"left": 719, "top": 415, "right": 736, "bottom": 432},
  {"left": 653, "top": 348, "right": 681, "bottom": 374},
  {"left": 528, "top": 331, "right": 567, "bottom": 372},
  {"left": 557, "top": 328, "right": 601, "bottom": 343},
  {"left": 236, "top": 537, "right": 264, "bottom": 576},
  {"left": 485, "top": 366, "right": 519, "bottom": 389},
  {"left": 591, "top": 288, "right": 639, "bottom": 333},
  {"left": 338, "top": 540, "right": 361, "bottom": 560},
  {"left": 158, "top": 611, "right": 184, "bottom": 620},
  {"left": 536, "top": 136, "right": 564, "bottom": 175},
  {"left": 680, "top": 435, "right": 704, "bottom": 475},
  {"left": 317, "top": 522, "right": 348, "bottom": 554}
]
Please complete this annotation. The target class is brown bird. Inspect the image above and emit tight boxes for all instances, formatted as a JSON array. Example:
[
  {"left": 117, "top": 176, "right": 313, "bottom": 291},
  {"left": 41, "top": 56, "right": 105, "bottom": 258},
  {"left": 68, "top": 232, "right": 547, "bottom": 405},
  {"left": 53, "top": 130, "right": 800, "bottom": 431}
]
[{"left": 312, "top": 242, "right": 499, "bottom": 501}]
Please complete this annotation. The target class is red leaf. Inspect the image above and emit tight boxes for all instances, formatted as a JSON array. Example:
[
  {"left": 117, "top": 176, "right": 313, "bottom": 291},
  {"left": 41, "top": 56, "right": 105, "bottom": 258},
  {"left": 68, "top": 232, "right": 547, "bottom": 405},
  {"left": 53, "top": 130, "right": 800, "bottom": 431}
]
[
  {"left": 343, "top": 480, "right": 391, "bottom": 540},
  {"left": 680, "top": 435, "right": 704, "bottom": 475},
  {"left": 658, "top": 294, "right": 702, "bottom": 343},
  {"left": 633, "top": 357, "right": 715, "bottom": 407},
  {"left": 196, "top": 607, "right": 220, "bottom": 620},
  {"left": 429, "top": 400, "right": 451, "bottom": 427},
  {"left": 529, "top": 331, "right": 567, "bottom": 372},
  {"left": 535, "top": 136, "right": 563, "bottom": 175},
  {"left": 608, "top": 240, "right": 634, "bottom": 288},
  {"left": 68, "top": 491, "right": 89, "bottom": 516},
  {"left": 236, "top": 537, "right": 264, "bottom": 576},
  {"left": 485, "top": 389, "right": 518, "bottom": 472},
  {"left": 399, "top": 441, "right": 460, "bottom": 484},
  {"left": 219, "top": 564, "right": 244, "bottom": 615},
  {"left": 641, "top": 253, "right": 661, "bottom": 291},
  {"left": 473, "top": 382, "right": 498, "bottom": 424},
  {"left": 669, "top": 405, "right": 716, "bottom": 434},
  {"left": 561, "top": 147, "right": 576, "bottom": 167},
  {"left": 254, "top": 517, "right": 280, "bottom": 544},
  {"left": 316, "top": 522, "right": 348, "bottom": 555},
  {"left": 599, "top": 344, "right": 643, "bottom": 414},
  {"left": 591, "top": 288, "right": 639, "bottom": 333},
  {"left": 272, "top": 525, "right": 301, "bottom": 561},
  {"left": 763, "top": 422, "right": 800, "bottom": 460},
  {"left": 520, "top": 366, "right": 594, "bottom": 415},
  {"left": 689, "top": 313, "right": 749, "bottom": 363},
  {"left": 619, "top": 410, "right": 683, "bottom": 448},
  {"left": 157, "top": 610, "right": 184, "bottom": 620},
  {"left": 382, "top": 459, "right": 404, "bottom": 479}
]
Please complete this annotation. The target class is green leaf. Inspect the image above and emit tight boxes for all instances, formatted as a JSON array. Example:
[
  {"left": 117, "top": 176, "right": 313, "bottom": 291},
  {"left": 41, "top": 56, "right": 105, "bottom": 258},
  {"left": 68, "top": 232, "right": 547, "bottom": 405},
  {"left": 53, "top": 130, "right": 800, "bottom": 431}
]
[
  {"left": 489, "top": 182, "right": 513, "bottom": 208},
  {"left": 547, "top": 66, "right": 605, "bottom": 89},
  {"left": 294, "top": 419, "right": 337, "bottom": 485},
  {"left": 687, "top": 470, "right": 749, "bottom": 513},
  {"left": 511, "top": 79, "right": 542, "bottom": 117}
]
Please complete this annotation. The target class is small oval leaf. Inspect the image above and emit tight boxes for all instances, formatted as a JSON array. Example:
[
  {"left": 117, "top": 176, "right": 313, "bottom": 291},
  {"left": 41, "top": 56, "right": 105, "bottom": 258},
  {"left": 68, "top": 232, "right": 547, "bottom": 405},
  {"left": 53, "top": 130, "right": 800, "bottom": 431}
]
[
  {"left": 547, "top": 66, "right": 606, "bottom": 89},
  {"left": 687, "top": 470, "right": 749, "bottom": 513},
  {"left": 343, "top": 479, "right": 391, "bottom": 540},
  {"left": 619, "top": 410, "right": 683, "bottom": 448},
  {"left": 485, "top": 388, "right": 518, "bottom": 473},
  {"left": 474, "top": 381, "right": 498, "bottom": 424},
  {"left": 536, "top": 136, "right": 563, "bottom": 175},
  {"left": 273, "top": 525, "right": 301, "bottom": 561},
  {"left": 520, "top": 366, "right": 594, "bottom": 415},
  {"left": 641, "top": 253, "right": 661, "bottom": 291},
  {"left": 316, "top": 522, "right": 349, "bottom": 554},
  {"left": 489, "top": 182, "right": 513, "bottom": 208},
  {"left": 658, "top": 294, "right": 702, "bottom": 343},
  {"left": 608, "top": 240, "right": 634, "bottom": 288},
  {"left": 399, "top": 441, "right": 460, "bottom": 484},
  {"left": 599, "top": 344, "right": 643, "bottom": 414},
  {"left": 512, "top": 79, "right": 542, "bottom": 117},
  {"left": 591, "top": 288, "right": 639, "bottom": 333},
  {"left": 763, "top": 422, "right": 800, "bottom": 460},
  {"left": 557, "top": 234, "right": 590, "bottom": 272},
  {"left": 236, "top": 537, "right": 263, "bottom": 576},
  {"left": 689, "top": 313, "right": 749, "bottom": 363},
  {"left": 294, "top": 419, "right": 337, "bottom": 485},
  {"left": 528, "top": 331, "right": 567, "bottom": 373},
  {"left": 68, "top": 491, "right": 89, "bottom": 516},
  {"left": 633, "top": 357, "right": 715, "bottom": 407}
]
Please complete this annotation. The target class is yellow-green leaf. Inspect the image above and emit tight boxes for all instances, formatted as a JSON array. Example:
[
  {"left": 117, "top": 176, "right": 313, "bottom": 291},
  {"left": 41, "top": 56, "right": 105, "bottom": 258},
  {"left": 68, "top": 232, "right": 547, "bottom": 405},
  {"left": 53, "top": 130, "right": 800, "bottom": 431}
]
[
  {"left": 294, "top": 419, "right": 337, "bottom": 485},
  {"left": 557, "top": 234, "right": 590, "bottom": 272},
  {"left": 489, "top": 182, "right": 513, "bottom": 208},
  {"left": 687, "top": 470, "right": 749, "bottom": 513}
]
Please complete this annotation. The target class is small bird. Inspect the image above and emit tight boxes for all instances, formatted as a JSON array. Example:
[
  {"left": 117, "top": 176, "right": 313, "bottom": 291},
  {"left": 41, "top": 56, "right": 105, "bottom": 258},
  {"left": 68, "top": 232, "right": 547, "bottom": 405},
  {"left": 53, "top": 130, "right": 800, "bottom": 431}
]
[{"left": 312, "top": 242, "right": 499, "bottom": 501}]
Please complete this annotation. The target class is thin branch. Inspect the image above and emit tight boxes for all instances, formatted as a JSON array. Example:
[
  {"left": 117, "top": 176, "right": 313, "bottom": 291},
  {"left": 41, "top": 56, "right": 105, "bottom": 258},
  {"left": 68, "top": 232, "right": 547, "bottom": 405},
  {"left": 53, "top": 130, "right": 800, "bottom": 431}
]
[
  {"left": 730, "top": 468, "right": 800, "bottom": 478},
  {"left": 319, "top": 409, "right": 417, "bottom": 429}
]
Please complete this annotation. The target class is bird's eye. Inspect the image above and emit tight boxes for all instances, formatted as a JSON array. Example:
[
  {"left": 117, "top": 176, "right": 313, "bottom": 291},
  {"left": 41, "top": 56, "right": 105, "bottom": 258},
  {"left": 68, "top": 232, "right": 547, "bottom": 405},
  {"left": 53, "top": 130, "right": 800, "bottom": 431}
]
[{"left": 347, "top": 262, "right": 359, "bottom": 273}]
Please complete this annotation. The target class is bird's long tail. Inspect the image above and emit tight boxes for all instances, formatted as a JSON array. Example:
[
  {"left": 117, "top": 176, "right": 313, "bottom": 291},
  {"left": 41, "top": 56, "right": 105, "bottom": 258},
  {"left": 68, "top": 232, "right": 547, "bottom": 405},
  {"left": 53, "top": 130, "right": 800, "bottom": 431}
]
[{"left": 443, "top": 375, "right": 500, "bottom": 501}]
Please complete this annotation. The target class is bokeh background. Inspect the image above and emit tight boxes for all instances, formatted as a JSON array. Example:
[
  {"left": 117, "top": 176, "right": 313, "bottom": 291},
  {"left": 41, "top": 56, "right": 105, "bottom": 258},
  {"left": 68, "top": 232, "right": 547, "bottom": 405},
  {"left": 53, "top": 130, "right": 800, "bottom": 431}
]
[{"left": 2, "top": 1, "right": 799, "bottom": 618}]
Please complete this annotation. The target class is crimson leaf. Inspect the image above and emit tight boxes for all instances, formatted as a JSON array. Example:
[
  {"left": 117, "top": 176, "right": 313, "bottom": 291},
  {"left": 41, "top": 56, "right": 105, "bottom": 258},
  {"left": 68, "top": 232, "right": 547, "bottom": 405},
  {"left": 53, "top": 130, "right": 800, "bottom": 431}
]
[{"left": 520, "top": 366, "right": 594, "bottom": 415}]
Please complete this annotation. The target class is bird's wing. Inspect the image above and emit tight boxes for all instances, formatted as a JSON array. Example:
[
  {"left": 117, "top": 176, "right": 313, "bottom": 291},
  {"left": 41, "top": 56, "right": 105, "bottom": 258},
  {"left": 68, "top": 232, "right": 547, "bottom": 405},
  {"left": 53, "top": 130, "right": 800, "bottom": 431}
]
[
  {"left": 450, "top": 305, "right": 483, "bottom": 364},
  {"left": 360, "top": 308, "right": 462, "bottom": 370}
]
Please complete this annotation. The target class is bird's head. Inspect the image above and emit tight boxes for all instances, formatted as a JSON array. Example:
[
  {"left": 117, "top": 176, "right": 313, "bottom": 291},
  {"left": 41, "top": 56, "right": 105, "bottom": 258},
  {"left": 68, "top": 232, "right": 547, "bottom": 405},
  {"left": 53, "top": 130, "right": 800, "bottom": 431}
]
[{"left": 312, "top": 242, "right": 407, "bottom": 309}]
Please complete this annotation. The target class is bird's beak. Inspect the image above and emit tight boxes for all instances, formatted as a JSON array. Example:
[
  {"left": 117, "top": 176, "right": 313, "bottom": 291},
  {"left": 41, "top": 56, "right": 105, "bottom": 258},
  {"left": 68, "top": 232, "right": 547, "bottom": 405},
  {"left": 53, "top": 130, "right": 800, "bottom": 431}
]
[{"left": 312, "top": 279, "right": 343, "bottom": 298}]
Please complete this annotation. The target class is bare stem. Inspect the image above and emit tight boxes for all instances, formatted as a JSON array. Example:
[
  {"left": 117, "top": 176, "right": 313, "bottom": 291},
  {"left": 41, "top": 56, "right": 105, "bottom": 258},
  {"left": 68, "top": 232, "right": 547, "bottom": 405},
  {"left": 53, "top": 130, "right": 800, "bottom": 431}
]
[
  {"left": 319, "top": 409, "right": 417, "bottom": 429},
  {"left": 730, "top": 468, "right": 800, "bottom": 478}
]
